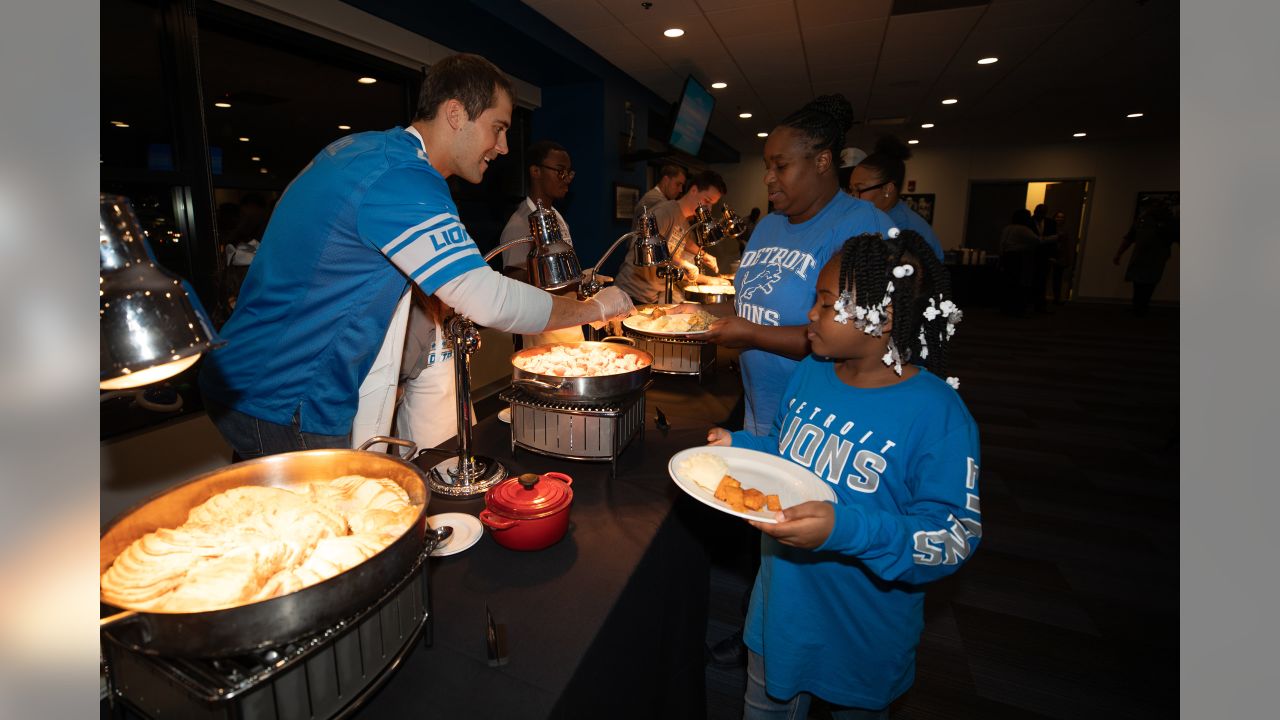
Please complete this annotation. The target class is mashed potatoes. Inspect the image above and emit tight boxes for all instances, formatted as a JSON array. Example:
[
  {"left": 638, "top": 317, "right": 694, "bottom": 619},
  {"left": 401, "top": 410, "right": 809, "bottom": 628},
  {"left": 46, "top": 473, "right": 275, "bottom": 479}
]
[{"left": 678, "top": 453, "right": 729, "bottom": 493}]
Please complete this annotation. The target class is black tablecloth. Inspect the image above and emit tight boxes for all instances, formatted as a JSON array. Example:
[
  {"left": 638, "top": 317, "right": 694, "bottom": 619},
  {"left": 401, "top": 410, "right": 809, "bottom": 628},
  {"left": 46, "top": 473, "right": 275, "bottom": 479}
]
[{"left": 355, "top": 368, "right": 744, "bottom": 718}]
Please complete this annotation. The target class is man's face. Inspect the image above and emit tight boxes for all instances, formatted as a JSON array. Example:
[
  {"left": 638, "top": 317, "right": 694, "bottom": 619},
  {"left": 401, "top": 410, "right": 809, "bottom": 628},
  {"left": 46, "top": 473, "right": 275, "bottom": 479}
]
[
  {"left": 660, "top": 172, "right": 687, "bottom": 200},
  {"left": 686, "top": 185, "right": 721, "bottom": 212},
  {"left": 531, "top": 149, "right": 573, "bottom": 202},
  {"left": 453, "top": 89, "right": 513, "bottom": 184}
]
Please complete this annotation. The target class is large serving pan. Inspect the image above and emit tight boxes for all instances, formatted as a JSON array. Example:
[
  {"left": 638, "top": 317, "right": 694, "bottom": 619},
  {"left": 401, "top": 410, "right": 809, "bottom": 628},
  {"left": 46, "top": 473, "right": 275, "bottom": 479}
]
[
  {"left": 682, "top": 284, "right": 735, "bottom": 304},
  {"left": 100, "top": 437, "right": 441, "bottom": 657},
  {"left": 510, "top": 338, "right": 653, "bottom": 400}
]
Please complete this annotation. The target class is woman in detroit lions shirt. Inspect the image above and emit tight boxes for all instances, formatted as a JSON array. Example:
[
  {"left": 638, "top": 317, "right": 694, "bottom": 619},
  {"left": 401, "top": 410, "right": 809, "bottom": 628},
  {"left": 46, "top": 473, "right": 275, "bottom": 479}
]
[{"left": 704, "top": 94, "right": 893, "bottom": 435}]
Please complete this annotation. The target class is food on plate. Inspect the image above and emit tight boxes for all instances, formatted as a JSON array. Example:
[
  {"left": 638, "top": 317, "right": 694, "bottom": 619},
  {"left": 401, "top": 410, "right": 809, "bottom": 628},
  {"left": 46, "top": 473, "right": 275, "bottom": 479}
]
[
  {"left": 627, "top": 305, "right": 716, "bottom": 333},
  {"left": 711, "top": 474, "right": 779, "bottom": 515},
  {"left": 684, "top": 285, "right": 736, "bottom": 295},
  {"left": 677, "top": 452, "right": 730, "bottom": 493},
  {"left": 513, "top": 344, "right": 649, "bottom": 377},
  {"left": 100, "top": 476, "right": 419, "bottom": 613}
]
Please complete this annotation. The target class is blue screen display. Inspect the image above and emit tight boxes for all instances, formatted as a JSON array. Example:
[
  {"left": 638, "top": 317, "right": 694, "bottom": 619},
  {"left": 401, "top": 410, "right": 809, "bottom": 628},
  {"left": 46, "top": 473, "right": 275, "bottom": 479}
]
[{"left": 669, "top": 77, "right": 714, "bottom": 156}]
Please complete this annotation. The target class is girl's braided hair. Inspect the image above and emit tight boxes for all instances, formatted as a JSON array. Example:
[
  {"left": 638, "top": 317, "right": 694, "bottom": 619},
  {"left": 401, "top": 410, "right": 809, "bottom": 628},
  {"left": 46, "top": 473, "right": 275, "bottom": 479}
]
[
  {"left": 778, "top": 94, "right": 854, "bottom": 159},
  {"left": 836, "top": 230, "right": 956, "bottom": 376}
]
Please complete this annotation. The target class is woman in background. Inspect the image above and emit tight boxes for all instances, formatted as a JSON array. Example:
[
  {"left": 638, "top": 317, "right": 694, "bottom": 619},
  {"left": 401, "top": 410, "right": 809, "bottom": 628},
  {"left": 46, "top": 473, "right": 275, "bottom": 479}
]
[{"left": 848, "top": 136, "right": 943, "bottom": 260}]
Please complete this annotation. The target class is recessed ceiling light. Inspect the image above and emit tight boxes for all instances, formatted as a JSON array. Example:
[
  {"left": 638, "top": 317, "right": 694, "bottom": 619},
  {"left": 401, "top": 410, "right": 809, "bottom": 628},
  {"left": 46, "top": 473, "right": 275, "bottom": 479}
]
[
  {"left": 738, "top": 112, "right": 753, "bottom": 119},
  {"left": 238, "top": 137, "right": 250, "bottom": 142},
  {"left": 908, "top": 139, "right": 920, "bottom": 145},
  {"left": 357, "top": 76, "right": 377, "bottom": 85},
  {"left": 977, "top": 57, "right": 999, "bottom": 65},
  {"left": 337, "top": 124, "right": 351, "bottom": 130},
  {"left": 214, "top": 101, "right": 231, "bottom": 108},
  {"left": 711, "top": 82, "right": 727, "bottom": 89},
  {"left": 921, "top": 123, "right": 935, "bottom": 129},
  {"left": 110, "top": 121, "right": 129, "bottom": 128},
  {"left": 663, "top": 28, "right": 684, "bottom": 38},
  {"left": 250, "top": 156, "right": 261, "bottom": 161},
  {"left": 757, "top": 132, "right": 768, "bottom": 138},
  {"left": 941, "top": 98, "right": 958, "bottom": 105},
  {"left": 1073, "top": 132, "right": 1087, "bottom": 138},
  {"left": 260, "top": 168, "right": 269, "bottom": 174},
  {"left": 1127, "top": 112, "right": 1144, "bottom": 118}
]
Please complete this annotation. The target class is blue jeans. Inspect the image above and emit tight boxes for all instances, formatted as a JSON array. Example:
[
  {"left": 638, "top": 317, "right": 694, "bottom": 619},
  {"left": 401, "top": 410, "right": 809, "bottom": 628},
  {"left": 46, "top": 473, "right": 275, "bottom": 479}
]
[
  {"left": 206, "top": 402, "right": 350, "bottom": 460},
  {"left": 744, "top": 650, "right": 889, "bottom": 720}
]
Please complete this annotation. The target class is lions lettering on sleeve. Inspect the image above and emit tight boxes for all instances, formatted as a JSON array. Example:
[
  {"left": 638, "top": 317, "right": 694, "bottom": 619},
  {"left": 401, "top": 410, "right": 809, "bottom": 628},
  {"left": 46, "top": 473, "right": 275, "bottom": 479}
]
[{"left": 911, "top": 456, "right": 982, "bottom": 566}]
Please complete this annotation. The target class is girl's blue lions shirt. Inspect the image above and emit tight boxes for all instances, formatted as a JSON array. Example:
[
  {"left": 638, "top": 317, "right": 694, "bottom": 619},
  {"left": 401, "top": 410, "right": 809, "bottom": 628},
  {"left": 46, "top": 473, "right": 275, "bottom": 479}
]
[
  {"left": 200, "top": 128, "right": 486, "bottom": 436},
  {"left": 731, "top": 357, "right": 981, "bottom": 709},
  {"left": 733, "top": 192, "right": 894, "bottom": 435}
]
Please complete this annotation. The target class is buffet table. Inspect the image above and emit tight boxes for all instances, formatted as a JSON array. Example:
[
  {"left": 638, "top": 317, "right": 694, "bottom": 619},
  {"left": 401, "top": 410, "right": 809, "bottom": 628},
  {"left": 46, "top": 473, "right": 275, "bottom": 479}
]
[{"left": 353, "top": 358, "right": 745, "bottom": 718}]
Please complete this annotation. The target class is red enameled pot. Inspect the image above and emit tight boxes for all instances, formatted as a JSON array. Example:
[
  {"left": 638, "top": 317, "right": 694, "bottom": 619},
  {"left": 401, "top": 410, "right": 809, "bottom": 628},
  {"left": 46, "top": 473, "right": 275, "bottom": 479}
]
[{"left": 479, "top": 472, "right": 574, "bottom": 551}]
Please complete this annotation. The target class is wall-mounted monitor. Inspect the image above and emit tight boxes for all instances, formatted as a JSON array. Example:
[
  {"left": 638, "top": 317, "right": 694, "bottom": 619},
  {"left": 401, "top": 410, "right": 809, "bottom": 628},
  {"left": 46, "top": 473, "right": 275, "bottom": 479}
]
[{"left": 668, "top": 76, "right": 714, "bottom": 157}]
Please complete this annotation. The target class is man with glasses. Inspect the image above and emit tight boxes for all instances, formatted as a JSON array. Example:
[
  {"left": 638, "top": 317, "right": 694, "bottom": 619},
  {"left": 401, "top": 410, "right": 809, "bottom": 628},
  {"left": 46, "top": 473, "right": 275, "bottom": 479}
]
[
  {"left": 635, "top": 163, "right": 687, "bottom": 219},
  {"left": 499, "top": 140, "right": 582, "bottom": 346},
  {"left": 614, "top": 169, "right": 732, "bottom": 305}
]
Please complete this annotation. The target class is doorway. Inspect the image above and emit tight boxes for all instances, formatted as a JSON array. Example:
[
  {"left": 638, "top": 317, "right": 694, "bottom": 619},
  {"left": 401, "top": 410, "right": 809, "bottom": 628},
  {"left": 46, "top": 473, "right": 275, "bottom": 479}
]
[{"left": 964, "top": 178, "right": 1092, "bottom": 302}]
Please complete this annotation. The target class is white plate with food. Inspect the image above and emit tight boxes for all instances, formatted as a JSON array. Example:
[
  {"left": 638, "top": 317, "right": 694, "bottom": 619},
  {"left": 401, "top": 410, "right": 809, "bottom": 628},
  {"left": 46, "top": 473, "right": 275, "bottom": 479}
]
[
  {"left": 427, "top": 513, "right": 484, "bottom": 557},
  {"left": 623, "top": 305, "right": 716, "bottom": 336},
  {"left": 668, "top": 446, "right": 838, "bottom": 523},
  {"left": 498, "top": 407, "right": 512, "bottom": 424}
]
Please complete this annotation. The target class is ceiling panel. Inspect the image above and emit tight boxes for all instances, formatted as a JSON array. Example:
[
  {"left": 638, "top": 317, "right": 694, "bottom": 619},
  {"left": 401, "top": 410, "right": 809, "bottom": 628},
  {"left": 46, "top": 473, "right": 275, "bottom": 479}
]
[
  {"left": 803, "top": 19, "right": 886, "bottom": 69},
  {"left": 522, "top": 0, "right": 620, "bottom": 33},
  {"left": 796, "top": 0, "right": 893, "bottom": 26},
  {"left": 704, "top": 2, "right": 795, "bottom": 39}
]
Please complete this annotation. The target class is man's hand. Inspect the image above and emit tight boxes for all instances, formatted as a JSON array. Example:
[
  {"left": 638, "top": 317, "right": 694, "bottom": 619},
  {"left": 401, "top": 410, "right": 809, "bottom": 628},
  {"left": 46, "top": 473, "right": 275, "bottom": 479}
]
[
  {"left": 702, "top": 316, "right": 757, "bottom": 349},
  {"left": 748, "top": 501, "right": 834, "bottom": 550},
  {"left": 590, "top": 286, "right": 635, "bottom": 321},
  {"left": 706, "top": 427, "right": 732, "bottom": 446}
]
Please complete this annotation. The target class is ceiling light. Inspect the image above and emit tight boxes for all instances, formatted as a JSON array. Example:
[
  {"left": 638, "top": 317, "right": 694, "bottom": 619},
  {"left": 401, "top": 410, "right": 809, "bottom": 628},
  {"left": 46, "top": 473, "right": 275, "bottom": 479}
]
[
  {"left": 921, "top": 123, "right": 935, "bottom": 129},
  {"left": 214, "top": 101, "right": 231, "bottom": 108},
  {"left": 250, "top": 156, "right": 261, "bottom": 162},
  {"left": 260, "top": 168, "right": 269, "bottom": 174},
  {"left": 711, "top": 82, "right": 727, "bottom": 89},
  {"left": 738, "top": 112, "right": 753, "bottom": 119},
  {"left": 1127, "top": 112, "right": 1144, "bottom": 118},
  {"left": 757, "top": 132, "right": 768, "bottom": 138},
  {"left": 663, "top": 28, "right": 685, "bottom": 38},
  {"left": 941, "top": 98, "right": 958, "bottom": 105},
  {"left": 110, "top": 121, "right": 129, "bottom": 128},
  {"left": 908, "top": 139, "right": 920, "bottom": 145},
  {"left": 357, "top": 76, "right": 377, "bottom": 84},
  {"left": 337, "top": 124, "right": 351, "bottom": 130},
  {"left": 977, "top": 57, "right": 999, "bottom": 65},
  {"left": 1073, "top": 132, "right": 1087, "bottom": 138},
  {"left": 238, "top": 137, "right": 250, "bottom": 142}
]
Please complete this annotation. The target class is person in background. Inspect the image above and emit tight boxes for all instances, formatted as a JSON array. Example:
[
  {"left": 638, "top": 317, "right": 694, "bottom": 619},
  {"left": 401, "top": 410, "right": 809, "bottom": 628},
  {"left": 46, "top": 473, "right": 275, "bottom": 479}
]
[
  {"left": 705, "top": 231, "right": 980, "bottom": 719},
  {"left": 613, "top": 170, "right": 731, "bottom": 305},
  {"left": 200, "top": 53, "right": 633, "bottom": 459},
  {"left": 1026, "top": 203, "right": 1058, "bottom": 313},
  {"left": 706, "top": 94, "right": 894, "bottom": 436},
  {"left": 999, "top": 208, "right": 1040, "bottom": 316},
  {"left": 635, "top": 163, "right": 687, "bottom": 218},
  {"left": 836, "top": 146, "right": 867, "bottom": 196},
  {"left": 499, "top": 139, "right": 583, "bottom": 347},
  {"left": 848, "top": 135, "right": 943, "bottom": 260},
  {"left": 1050, "top": 210, "right": 1076, "bottom": 304},
  {"left": 1114, "top": 197, "right": 1178, "bottom": 316}
]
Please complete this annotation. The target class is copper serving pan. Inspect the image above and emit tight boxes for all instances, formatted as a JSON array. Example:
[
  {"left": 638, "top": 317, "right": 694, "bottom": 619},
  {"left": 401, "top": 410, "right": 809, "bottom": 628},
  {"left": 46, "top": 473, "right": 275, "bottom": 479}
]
[
  {"left": 99, "top": 437, "right": 444, "bottom": 657},
  {"left": 510, "top": 338, "right": 653, "bottom": 400}
]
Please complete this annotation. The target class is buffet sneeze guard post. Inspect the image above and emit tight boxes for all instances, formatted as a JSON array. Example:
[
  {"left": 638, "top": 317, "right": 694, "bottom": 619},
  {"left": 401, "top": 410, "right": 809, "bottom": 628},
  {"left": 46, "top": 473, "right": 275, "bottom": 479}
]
[{"left": 429, "top": 201, "right": 583, "bottom": 498}]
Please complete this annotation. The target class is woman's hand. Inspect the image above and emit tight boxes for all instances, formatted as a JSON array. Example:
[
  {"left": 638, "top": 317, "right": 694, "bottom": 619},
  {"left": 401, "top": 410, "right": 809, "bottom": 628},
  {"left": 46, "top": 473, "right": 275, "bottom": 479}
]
[
  {"left": 701, "top": 316, "right": 757, "bottom": 348},
  {"left": 706, "top": 427, "right": 732, "bottom": 446},
  {"left": 748, "top": 501, "right": 834, "bottom": 550}
]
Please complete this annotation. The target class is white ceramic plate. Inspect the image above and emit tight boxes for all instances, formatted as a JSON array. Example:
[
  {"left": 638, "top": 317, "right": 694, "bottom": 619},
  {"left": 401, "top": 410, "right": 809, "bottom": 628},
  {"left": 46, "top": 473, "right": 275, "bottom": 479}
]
[
  {"left": 427, "top": 513, "right": 483, "bottom": 557},
  {"left": 498, "top": 407, "right": 512, "bottom": 424},
  {"left": 668, "top": 446, "right": 838, "bottom": 523},
  {"left": 622, "top": 314, "right": 710, "bottom": 337}
]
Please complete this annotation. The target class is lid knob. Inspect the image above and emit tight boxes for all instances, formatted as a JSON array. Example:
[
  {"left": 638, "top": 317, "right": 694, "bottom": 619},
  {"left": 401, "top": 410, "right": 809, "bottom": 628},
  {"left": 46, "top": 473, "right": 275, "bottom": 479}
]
[{"left": 518, "top": 473, "right": 540, "bottom": 490}]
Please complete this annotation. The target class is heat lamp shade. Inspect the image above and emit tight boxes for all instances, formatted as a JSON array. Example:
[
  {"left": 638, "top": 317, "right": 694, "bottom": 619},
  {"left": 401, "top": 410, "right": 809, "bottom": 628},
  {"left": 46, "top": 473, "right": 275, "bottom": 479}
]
[{"left": 99, "top": 194, "right": 223, "bottom": 390}]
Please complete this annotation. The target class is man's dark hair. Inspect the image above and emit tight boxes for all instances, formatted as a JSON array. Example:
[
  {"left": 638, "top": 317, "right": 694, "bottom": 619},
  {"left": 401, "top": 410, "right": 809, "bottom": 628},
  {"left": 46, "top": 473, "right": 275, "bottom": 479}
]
[
  {"left": 658, "top": 164, "right": 686, "bottom": 180},
  {"left": 686, "top": 169, "right": 727, "bottom": 195},
  {"left": 526, "top": 140, "right": 569, "bottom": 171},
  {"left": 414, "top": 53, "right": 514, "bottom": 123}
]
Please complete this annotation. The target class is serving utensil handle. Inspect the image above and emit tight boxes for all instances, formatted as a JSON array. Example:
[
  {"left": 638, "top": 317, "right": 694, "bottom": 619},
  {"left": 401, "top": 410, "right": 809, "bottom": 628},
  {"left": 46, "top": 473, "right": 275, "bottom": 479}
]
[
  {"left": 358, "top": 436, "right": 418, "bottom": 459},
  {"left": 99, "top": 609, "right": 138, "bottom": 628}
]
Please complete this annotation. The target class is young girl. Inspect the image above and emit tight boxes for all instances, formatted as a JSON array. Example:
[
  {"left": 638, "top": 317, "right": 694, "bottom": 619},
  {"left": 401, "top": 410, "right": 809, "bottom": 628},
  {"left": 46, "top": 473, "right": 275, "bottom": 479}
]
[{"left": 706, "top": 230, "right": 981, "bottom": 718}]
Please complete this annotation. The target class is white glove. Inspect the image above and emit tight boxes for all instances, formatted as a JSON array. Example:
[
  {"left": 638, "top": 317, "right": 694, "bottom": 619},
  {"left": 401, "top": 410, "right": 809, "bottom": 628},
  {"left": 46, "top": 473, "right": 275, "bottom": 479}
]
[{"left": 589, "top": 286, "right": 635, "bottom": 323}]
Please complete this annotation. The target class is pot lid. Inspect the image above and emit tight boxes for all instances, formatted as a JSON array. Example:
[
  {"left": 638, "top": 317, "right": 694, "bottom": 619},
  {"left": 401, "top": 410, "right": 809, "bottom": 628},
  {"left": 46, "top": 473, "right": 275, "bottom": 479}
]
[{"left": 486, "top": 473, "right": 573, "bottom": 520}]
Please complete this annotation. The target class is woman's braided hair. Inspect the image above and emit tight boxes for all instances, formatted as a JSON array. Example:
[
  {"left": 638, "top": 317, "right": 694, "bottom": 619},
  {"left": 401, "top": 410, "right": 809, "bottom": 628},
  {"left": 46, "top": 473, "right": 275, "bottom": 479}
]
[
  {"left": 778, "top": 94, "right": 854, "bottom": 158},
  {"left": 836, "top": 230, "right": 956, "bottom": 376}
]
